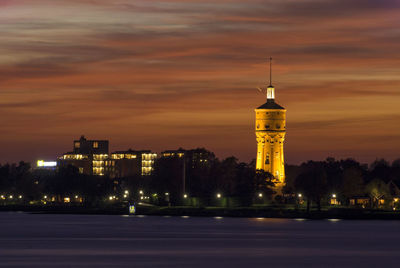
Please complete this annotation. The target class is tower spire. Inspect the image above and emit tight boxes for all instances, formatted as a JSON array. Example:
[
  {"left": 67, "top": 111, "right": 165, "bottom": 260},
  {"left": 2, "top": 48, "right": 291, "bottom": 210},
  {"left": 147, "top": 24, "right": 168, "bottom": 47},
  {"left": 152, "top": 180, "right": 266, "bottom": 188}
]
[
  {"left": 267, "top": 57, "right": 275, "bottom": 100},
  {"left": 269, "top": 57, "right": 272, "bottom": 86}
]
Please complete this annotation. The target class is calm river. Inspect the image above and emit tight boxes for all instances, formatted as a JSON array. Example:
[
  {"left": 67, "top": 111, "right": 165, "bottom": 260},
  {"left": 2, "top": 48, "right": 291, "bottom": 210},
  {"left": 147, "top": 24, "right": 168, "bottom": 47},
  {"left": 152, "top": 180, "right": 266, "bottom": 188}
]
[{"left": 1, "top": 212, "right": 400, "bottom": 267}]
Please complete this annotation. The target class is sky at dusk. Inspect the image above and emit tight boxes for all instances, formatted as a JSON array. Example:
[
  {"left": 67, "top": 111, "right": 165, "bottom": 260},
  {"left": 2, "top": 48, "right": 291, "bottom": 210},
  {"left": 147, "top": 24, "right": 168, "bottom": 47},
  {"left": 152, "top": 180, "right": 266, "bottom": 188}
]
[{"left": 1, "top": 0, "right": 400, "bottom": 165}]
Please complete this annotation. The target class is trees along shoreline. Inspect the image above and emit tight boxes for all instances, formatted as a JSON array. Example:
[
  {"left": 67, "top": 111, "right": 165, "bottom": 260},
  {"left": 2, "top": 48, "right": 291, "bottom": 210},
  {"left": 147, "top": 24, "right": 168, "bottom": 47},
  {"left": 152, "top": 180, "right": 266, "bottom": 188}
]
[{"left": 1, "top": 153, "right": 400, "bottom": 211}]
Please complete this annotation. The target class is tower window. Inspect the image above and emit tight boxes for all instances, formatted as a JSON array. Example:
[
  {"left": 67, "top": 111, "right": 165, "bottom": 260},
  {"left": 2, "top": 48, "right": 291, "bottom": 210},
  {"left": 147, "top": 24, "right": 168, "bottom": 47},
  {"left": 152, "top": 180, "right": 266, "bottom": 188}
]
[
  {"left": 276, "top": 124, "right": 280, "bottom": 129},
  {"left": 93, "top": 142, "right": 99, "bottom": 148},
  {"left": 74, "top": 142, "right": 80, "bottom": 149},
  {"left": 265, "top": 125, "right": 270, "bottom": 129}
]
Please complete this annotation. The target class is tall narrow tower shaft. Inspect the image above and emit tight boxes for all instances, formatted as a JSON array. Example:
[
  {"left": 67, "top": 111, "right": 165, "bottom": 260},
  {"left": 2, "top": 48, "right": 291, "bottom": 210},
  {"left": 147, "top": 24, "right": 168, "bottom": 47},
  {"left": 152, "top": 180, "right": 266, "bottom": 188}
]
[{"left": 255, "top": 59, "right": 286, "bottom": 188}]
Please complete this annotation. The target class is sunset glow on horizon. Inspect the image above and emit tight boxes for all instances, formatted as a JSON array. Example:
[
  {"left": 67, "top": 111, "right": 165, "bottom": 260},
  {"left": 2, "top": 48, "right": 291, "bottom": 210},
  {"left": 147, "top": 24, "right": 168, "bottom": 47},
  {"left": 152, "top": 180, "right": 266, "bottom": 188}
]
[{"left": 1, "top": 0, "right": 400, "bottom": 164}]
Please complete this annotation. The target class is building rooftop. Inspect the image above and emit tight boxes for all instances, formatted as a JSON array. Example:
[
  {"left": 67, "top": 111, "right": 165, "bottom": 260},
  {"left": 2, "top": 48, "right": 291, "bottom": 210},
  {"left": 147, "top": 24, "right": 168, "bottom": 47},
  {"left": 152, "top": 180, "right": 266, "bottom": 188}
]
[{"left": 112, "top": 149, "right": 151, "bottom": 154}]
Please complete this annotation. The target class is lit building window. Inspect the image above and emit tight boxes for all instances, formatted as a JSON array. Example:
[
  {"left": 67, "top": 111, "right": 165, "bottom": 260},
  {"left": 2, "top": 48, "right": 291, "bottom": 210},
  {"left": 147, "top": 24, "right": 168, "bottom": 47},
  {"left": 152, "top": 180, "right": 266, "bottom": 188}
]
[
  {"left": 63, "top": 154, "right": 85, "bottom": 160},
  {"left": 111, "top": 154, "right": 124, "bottom": 159},
  {"left": 93, "top": 154, "right": 108, "bottom": 160},
  {"left": 74, "top": 142, "right": 80, "bottom": 148},
  {"left": 141, "top": 167, "right": 153, "bottom": 176},
  {"left": 92, "top": 160, "right": 104, "bottom": 167},
  {"left": 93, "top": 141, "right": 98, "bottom": 148},
  {"left": 140, "top": 153, "right": 156, "bottom": 175},
  {"left": 92, "top": 166, "right": 104, "bottom": 175}
]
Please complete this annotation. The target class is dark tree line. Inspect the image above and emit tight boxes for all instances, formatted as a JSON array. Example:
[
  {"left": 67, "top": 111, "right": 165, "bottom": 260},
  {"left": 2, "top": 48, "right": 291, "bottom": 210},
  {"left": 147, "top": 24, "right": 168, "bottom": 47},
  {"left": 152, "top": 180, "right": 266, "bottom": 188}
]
[
  {"left": 1, "top": 154, "right": 400, "bottom": 208},
  {"left": 0, "top": 151, "right": 276, "bottom": 206},
  {"left": 0, "top": 162, "right": 115, "bottom": 205},
  {"left": 285, "top": 158, "right": 400, "bottom": 211},
  {"left": 147, "top": 154, "right": 275, "bottom": 206}
]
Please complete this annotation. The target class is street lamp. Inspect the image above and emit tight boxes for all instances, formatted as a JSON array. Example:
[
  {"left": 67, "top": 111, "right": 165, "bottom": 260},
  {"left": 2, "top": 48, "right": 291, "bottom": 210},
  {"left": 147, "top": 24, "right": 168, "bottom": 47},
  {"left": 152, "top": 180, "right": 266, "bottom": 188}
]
[
  {"left": 258, "top": 193, "right": 263, "bottom": 198},
  {"left": 124, "top": 190, "right": 129, "bottom": 195},
  {"left": 183, "top": 194, "right": 188, "bottom": 199},
  {"left": 139, "top": 190, "right": 143, "bottom": 195},
  {"left": 332, "top": 194, "right": 336, "bottom": 198},
  {"left": 165, "top": 192, "right": 169, "bottom": 196},
  {"left": 298, "top": 193, "right": 302, "bottom": 198},
  {"left": 216, "top": 193, "right": 221, "bottom": 199}
]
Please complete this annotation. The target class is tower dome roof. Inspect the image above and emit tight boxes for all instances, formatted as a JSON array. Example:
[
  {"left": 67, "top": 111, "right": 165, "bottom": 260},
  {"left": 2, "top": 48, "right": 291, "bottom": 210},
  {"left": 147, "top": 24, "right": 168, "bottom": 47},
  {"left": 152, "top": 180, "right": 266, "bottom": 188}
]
[{"left": 256, "top": 99, "right": 285, "bottom": 110}]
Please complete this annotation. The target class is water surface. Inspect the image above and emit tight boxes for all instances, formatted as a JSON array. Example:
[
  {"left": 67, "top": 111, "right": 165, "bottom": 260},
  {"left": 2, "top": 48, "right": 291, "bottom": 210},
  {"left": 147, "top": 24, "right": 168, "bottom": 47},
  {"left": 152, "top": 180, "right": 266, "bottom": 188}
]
[{"left": 1, "top": 212, "right": 400, "bottom": 267}]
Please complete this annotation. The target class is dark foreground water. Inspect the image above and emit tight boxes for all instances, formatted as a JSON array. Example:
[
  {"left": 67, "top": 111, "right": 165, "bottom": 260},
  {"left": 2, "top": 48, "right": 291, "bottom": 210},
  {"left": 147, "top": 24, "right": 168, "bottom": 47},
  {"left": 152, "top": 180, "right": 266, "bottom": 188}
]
[{"left": 1, "top": 213, "right": 400, "bottom": 267}]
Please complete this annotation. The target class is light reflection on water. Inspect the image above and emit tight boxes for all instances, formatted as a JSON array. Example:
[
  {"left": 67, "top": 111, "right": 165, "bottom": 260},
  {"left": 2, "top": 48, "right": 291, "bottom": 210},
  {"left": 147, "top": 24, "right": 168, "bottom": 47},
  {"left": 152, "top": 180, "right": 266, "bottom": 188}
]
[{"left": 1, "top": 212, "right": 400, "bottom": 267}]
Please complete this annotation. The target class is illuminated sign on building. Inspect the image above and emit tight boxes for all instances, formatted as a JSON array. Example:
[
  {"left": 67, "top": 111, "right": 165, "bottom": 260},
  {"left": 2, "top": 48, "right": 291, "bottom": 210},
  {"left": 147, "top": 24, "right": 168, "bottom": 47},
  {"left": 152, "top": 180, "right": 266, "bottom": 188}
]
[{"left": 37, "top": 160, "right": 57, "bottom": 168}]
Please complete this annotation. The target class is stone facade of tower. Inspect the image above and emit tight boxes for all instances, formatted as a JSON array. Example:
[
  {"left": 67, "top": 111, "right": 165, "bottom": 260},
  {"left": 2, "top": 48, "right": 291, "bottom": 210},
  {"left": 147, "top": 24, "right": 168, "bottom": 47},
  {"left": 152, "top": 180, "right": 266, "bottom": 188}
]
[{"left": 255, "top": 85, "right": 286, "bottom": 188}]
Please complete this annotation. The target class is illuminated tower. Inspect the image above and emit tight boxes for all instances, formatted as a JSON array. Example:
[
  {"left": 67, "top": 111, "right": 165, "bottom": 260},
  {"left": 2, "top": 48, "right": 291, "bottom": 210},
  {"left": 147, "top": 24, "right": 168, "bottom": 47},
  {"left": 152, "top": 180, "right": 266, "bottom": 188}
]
[{"left": 255, "top": 58, "right": 286, "bottom": 188}]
